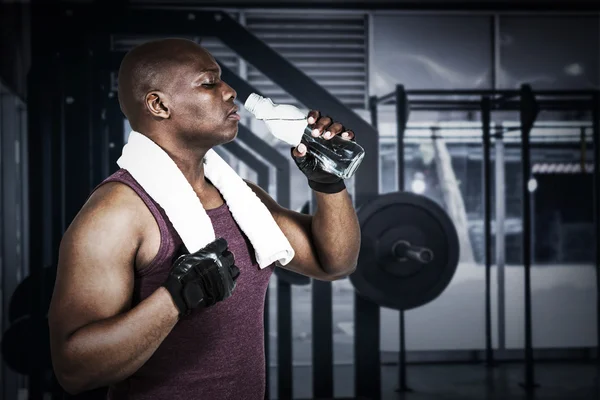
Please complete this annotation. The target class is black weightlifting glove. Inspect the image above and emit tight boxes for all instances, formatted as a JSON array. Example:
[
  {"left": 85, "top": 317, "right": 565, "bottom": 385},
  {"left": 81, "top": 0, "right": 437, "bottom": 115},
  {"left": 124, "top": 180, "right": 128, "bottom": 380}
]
[
  {"left": 291, "top": 138, "right": 346, "bottom": 194},
  {"left": 163, "top": 237, "right": 240, "bottom": 317}
]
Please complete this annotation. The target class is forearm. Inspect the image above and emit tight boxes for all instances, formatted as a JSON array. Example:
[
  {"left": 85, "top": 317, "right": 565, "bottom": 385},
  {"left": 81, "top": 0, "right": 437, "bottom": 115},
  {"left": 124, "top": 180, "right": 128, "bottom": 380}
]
[
  {"left": 311, "top": 188, "right": 361, "bottom": 275},
  {"left": 54, "top": 287, "right": 179, "bottom": 394}
]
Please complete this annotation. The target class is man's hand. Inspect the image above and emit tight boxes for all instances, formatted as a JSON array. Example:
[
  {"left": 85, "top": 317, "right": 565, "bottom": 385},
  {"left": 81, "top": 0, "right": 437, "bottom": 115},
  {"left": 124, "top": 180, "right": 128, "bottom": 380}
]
[
  {"left": 291, "top": 110, "right": 356, "bottom": 194},
  {"left": 163, "top": 237, "right": 240, "bottom": 316}
]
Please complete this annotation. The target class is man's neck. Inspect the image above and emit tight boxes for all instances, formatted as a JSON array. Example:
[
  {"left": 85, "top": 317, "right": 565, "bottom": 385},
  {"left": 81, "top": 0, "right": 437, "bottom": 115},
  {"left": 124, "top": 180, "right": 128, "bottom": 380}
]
[
  {"left": 145, "top": 131, "right": 212, "bottom": 191},
  {"left": 168, "top": 146, "right": 212, "bottom": 192}
]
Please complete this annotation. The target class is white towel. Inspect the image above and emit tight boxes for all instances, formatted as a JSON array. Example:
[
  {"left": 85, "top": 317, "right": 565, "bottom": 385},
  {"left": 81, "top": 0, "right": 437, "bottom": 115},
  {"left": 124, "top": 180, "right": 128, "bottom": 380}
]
[{"left": 116, "top": 130, "right": 295, "bottom": 269}]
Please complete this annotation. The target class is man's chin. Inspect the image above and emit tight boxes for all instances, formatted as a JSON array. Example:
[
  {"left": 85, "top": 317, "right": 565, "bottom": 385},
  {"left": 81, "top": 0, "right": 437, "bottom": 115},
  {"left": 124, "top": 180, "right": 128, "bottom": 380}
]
[{"left": 218, "top": 128, "right": 238, "bottom": 145}]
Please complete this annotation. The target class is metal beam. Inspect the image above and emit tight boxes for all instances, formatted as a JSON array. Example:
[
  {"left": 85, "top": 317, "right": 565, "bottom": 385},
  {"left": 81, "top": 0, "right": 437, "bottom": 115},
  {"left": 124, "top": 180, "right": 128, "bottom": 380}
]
[
  {"left": 120, "top": 1, "right": 600, "bottom": 11},
  {"left": 380, "top": 89, "right": 598, "bottom": 98},
  {"left": 518, "top": 83, "right": 539, "bottom": 393},
  {"left": 355, "top": 293, "right": 381, "bottom": 398},
  {"left": 396, "top": 85, "right": 409, "bottom": 191},
  {"left": 592, "top": 93, "right": 600, "bottom": 366},
  {"left": 312, "top": 276, "right": 333, "bottom": 398},
  {"left": 495, "top": 130, "right": 506, "bottom": 352},
  {"left": 395, "top": 84, "right": 411, "bottom": 393},
  {"left": 369, "top": 95, "right": 378, "bottom": 129},
  {"left": 356, "top": 96, "right": 381, "bottom": 400},
  {"left": 380, "top": 100, "right": 594, "bottom": 112},
  {"left": 481, "top": 95, "right": 494, "bottom": 367}
]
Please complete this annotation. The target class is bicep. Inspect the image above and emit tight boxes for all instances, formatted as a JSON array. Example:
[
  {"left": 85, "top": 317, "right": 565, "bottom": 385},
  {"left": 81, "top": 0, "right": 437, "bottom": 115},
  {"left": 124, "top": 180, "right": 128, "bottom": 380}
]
[{"left": 49, "top": 189, "right": 141, "bottom": 342}]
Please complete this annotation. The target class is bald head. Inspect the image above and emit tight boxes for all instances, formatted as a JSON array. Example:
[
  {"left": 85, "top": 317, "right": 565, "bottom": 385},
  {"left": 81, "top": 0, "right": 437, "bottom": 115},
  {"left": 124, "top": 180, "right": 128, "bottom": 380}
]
[
  {"left": 117, "top": 38, "right": 208, "bottom": 130},
  {"left": 116, "top": 37, "right": 239, "bottom": 147}
]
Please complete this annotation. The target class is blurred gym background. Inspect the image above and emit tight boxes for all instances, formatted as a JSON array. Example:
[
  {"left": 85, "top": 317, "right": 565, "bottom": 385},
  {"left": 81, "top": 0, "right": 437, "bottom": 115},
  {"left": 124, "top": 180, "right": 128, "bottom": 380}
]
[{"left": 0, "top": 0, "right": 599, "bottom": 399}]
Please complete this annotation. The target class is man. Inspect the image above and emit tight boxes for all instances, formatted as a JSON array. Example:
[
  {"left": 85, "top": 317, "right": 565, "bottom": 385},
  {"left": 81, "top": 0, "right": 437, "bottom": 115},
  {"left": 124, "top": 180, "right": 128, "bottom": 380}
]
[{"left": 48, "top": 38, "right": 361, "bottom": 399}]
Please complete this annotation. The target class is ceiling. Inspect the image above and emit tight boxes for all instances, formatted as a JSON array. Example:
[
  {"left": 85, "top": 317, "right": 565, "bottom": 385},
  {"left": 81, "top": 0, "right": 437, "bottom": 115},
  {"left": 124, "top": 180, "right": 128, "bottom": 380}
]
[{"left": 52, "top": 0, "right": 600, "bottom": 12}]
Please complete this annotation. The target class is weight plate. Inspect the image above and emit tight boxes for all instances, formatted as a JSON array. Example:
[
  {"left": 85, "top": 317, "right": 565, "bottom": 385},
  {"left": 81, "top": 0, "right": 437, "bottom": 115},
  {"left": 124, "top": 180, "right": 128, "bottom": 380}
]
[
  {"left": 1, "top": 316, "right": 52, "bottom": 375},
  {"left": 349, "top": 192, "right": 459, "bottom": 310},
  {"left": 9, "top": 266, "right": 56, "bottom": 323}
]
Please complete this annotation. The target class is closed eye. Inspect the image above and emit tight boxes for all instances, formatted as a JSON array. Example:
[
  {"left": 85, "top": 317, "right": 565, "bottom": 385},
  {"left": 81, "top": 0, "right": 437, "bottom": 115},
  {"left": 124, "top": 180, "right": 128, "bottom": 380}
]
[{"left": 201, "top": 77, "right": 221, "bottom": 88}]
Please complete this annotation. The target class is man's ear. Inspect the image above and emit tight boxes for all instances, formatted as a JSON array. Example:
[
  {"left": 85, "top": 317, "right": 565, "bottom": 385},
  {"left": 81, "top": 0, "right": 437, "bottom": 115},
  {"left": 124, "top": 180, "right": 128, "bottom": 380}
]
[{"left": 145, "top": 91, "right": 171, "bottom": 119}]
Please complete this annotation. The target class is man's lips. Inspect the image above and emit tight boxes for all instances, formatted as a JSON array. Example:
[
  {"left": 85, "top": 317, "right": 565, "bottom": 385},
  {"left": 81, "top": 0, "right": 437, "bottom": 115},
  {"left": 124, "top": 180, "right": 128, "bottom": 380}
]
[{"left": 227, "top": 106, "right": 240, "bottom": 120}]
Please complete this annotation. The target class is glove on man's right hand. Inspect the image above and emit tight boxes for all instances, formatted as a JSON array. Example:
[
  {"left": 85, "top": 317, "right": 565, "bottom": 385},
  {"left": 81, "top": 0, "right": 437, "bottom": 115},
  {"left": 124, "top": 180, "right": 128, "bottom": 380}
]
[{"left": 163, "top": 237, "right": 240, "bottom": 316}]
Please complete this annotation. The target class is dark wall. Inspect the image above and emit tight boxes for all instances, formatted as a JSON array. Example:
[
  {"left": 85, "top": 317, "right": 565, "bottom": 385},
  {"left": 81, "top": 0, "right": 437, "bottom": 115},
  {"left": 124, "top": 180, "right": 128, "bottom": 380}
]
[
  {"left": 0, "top": 3, "right": 31, "bottom": 100},
  {"left": 1, "top": 85, "right": 29, "bottom": 400}
]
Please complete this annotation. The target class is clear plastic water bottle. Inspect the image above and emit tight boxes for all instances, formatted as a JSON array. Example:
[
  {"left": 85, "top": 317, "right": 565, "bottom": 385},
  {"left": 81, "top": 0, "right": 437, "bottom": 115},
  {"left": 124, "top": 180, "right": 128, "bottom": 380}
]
[{"left": 243, "top": 93, "right": 365, "bottom": 180}]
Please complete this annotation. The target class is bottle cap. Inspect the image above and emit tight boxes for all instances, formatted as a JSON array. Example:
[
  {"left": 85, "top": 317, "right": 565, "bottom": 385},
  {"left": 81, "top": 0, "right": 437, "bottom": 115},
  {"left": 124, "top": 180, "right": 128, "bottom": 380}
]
[{"left": 244, "top": 93, "right": 263, "bottom": 115}]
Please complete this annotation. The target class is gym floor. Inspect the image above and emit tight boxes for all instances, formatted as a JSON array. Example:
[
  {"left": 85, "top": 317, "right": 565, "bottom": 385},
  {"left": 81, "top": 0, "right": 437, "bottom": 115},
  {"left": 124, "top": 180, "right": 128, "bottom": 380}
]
[{"left": 268, "top": 362, "right": 599, "bottom": 399}]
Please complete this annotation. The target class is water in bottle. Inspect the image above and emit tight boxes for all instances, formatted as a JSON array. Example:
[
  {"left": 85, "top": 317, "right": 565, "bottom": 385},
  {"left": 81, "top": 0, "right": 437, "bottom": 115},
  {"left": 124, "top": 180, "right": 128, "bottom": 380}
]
[{"left": 243, "top": 93, "right": 365, "bottom": 180}]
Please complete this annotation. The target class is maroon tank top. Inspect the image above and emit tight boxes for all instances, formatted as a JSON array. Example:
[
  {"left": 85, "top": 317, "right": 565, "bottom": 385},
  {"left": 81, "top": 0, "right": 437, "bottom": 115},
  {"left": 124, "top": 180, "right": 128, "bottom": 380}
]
[{"left": 94, "top": 169, "right": 274, "bottom": 400}]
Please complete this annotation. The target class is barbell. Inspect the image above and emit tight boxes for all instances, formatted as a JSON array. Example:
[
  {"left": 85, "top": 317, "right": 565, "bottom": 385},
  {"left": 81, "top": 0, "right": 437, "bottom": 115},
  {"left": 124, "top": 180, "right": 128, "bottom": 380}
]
[{"left": 350, "top": 191, "right": 460, "bottom": 310}]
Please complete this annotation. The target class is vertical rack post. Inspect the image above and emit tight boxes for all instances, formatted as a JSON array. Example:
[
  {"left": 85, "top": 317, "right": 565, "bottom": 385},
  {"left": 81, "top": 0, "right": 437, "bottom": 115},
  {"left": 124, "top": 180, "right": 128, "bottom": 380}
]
[
  {"left": 312, "top": 279, "right": 333, "bottom": 398},
  {"left": 592, "top": 93, "right": 600, "bottom": 367},
  {"left": 354, "top": 95, "right": 382, "bottom": 400},
  {"left": 355, "top": 295, "right": 381, "bottom": 399},
  {"left": 518, "top": 84, "right": 539, "bottom": 392},
  {"left": 481, "top": 95, "right": 495, "bottom": 367},
  {"left": 395, "top": 84, "right": 411, "bottom": 393}
]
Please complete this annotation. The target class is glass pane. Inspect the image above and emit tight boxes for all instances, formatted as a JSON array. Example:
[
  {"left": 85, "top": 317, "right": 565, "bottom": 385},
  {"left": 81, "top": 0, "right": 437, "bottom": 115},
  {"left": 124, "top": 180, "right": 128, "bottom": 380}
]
[
  {"left": 400, "top": 121, "right": 487, "bottom": 352},
  {"left": 494, "top": 114, "right": 598, "bottom": 351},
  {"left": 499, "top": 16, "right": 600, "bottom": 89},
  {"left": 372, "top": 112, "right": 489, "bottom": 353},
  {"left": 529, "top": 114, "right": 597, "bottom": 349},
  {"left": 371, "top": 15, "right": 493, "bottom": 94}
]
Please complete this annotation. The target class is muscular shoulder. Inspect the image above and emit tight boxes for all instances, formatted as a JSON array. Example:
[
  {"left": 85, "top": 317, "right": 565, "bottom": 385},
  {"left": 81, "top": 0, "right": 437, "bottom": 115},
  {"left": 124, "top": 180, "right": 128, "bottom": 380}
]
[
  {"left": 62, "top": 181, "right": 146, "bottom": 253},
  {"left": 50, "top": 182, "right": 149, "bottom": 346}
]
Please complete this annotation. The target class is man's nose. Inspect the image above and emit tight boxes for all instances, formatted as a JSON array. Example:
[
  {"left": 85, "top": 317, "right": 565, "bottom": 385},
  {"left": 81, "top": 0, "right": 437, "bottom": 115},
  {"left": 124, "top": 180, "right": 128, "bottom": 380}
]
[{"left": 223, "top": 82, "right": 237, "bottom": 102}]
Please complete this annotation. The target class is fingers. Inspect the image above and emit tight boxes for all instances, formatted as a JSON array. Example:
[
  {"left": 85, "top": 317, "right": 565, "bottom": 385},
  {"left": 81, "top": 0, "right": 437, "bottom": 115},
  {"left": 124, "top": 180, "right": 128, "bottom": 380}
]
[
  {"left": 307, "top": 110, "right": 320, "bottom": 125},
  {"left": 204, "top": 237, "right": 228, "bottom": 255},
  {"left": 218, "top": 250, "right": 239, "bottom": 280},
  {"left": 310, "top": 116, "right": 332, "bottom": 138},
  {"left": 306, "top": 110, "right": 354, "bottom": 141},
  {"left": 292, "top": 143, "right": 307, "bottom": 158},
  {"left": 324, "top": 122, "right": 344, "bottom": 139},
  {"left": 229, "top": 264, "right": 240, "bottom": 281},
  {"left": 341, "top": 130, "right": 355, "bottom": 141},
  {"left": 220, "top": 250, "right": 235, "bottom": 267}
]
